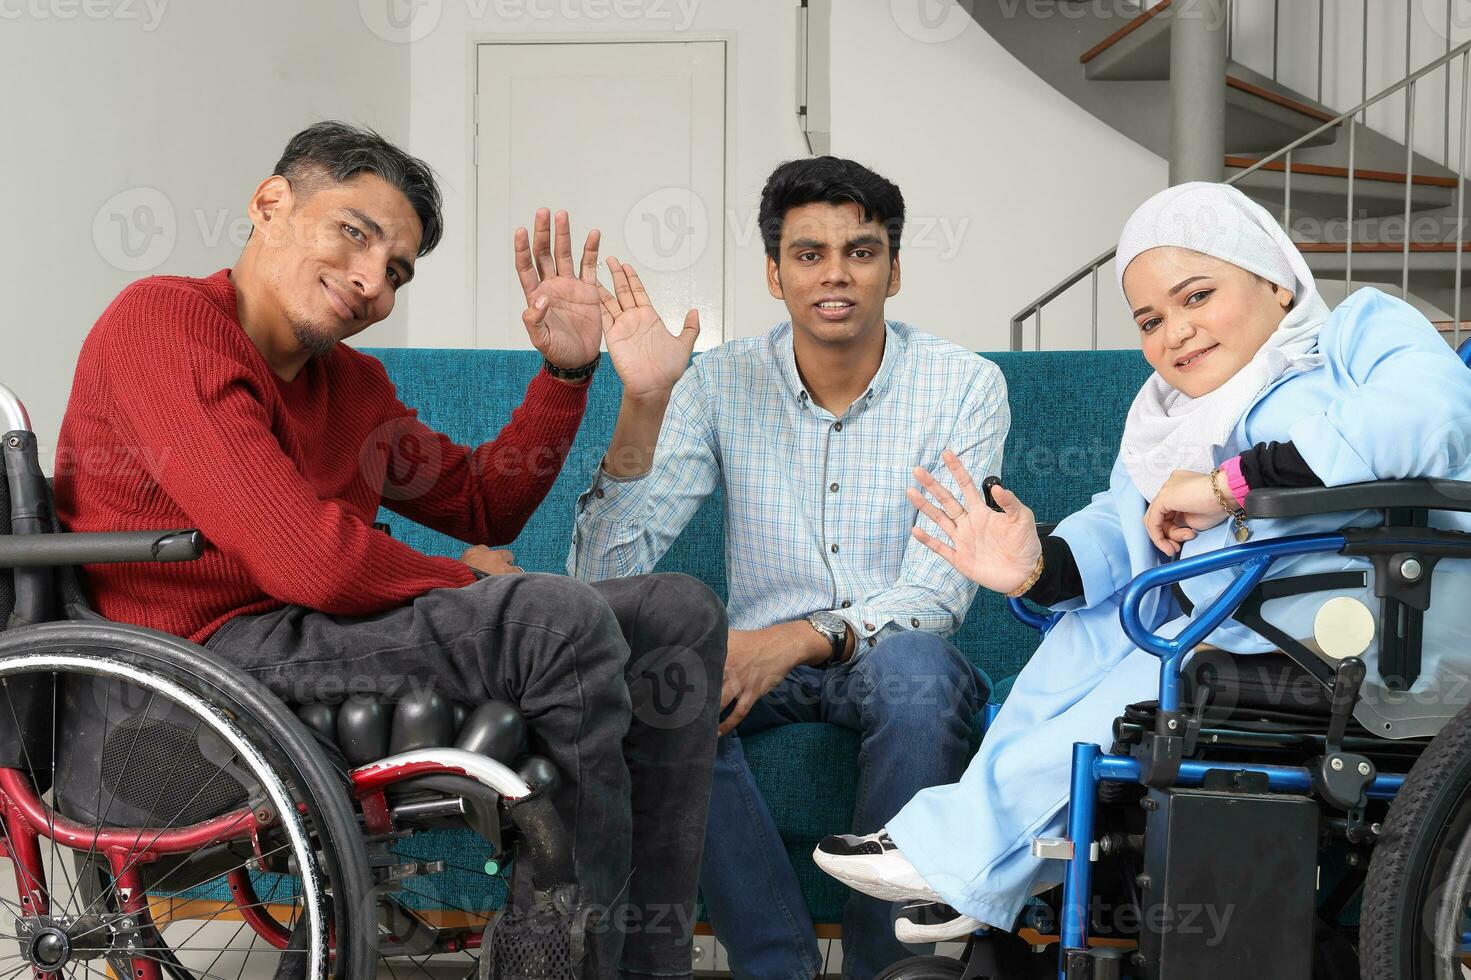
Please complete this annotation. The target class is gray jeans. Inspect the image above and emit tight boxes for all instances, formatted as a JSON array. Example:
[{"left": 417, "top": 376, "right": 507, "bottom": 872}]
[{"left": 204, "top": 571, "right": 728, "bottom": 980}]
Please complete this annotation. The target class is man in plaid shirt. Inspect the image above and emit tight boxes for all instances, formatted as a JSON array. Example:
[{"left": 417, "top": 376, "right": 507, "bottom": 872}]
[{"left": 569, "top": 157, "right": 1009, "bottom": 978}]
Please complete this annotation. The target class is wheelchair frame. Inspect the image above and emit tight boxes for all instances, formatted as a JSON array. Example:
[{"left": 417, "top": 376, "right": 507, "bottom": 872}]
[
  {"left": 0, "top": 380, "right": 574, "bottom": 979},
  {"left": 0, "top": 742, "right": 534, "bottom": 972},
  {"left": 995, "top": 481, "right": 1471, "bottom": 979}
]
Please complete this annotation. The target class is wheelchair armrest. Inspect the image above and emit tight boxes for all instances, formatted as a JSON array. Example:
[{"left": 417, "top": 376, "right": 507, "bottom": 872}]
[
  {"left": 0, "top": 529, "right": 204, "bottom": 568},
  {"left": 1246, "top": 479, "right": 1471, "bottom": 519}
]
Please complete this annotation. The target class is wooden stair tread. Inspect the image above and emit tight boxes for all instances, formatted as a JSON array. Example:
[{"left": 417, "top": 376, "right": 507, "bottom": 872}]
[
  {"left": 1080, "top": 0, "right": 1171, "bottom": 64},
  {"left": 1296, "top": 241, "right": 1471, "bottom": 253},
  {"left": 1224, "top": 76, "right": 1336, "bottom": 124},
  {"left": 1226, "top": 155, "right": 1460, "bottom": 189},
  {"left": 1079, "top": 1, "right": 1336, "bottom": 125}
]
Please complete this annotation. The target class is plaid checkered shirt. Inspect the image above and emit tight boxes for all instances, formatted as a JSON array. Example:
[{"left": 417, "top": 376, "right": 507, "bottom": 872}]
[{"left": 567, "top": 320, "right": 1010, "bottom": 653}]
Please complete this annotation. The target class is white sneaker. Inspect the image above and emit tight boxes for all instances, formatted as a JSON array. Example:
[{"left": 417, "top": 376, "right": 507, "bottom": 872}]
[
  {"left": 894, "top": 903, "right": 987, "bottom": 943},
  {"left": 813, "top": 830, "right": 944, "bottom": 903}
]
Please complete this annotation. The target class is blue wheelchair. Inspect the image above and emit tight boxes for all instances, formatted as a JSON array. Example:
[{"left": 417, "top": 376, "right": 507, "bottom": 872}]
[{"left": 878, "top": 475, "right": 1471, "bottom": 980}]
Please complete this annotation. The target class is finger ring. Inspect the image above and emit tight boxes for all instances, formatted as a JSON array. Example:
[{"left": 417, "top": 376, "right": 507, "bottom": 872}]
[{"left": 947, "top": 506, "right": 967, "bottom": 521}]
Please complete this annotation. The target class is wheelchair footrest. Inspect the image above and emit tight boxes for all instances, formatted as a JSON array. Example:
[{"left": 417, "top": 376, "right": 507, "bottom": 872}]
[
  {"left": 1139, "top": 785, "right": 1317, "bottom": 979},
  {"left": 480, "top": 885, "right": 585, "bottom": 980}
]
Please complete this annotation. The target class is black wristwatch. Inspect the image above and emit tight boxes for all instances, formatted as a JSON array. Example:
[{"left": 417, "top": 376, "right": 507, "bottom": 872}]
[
  {"left": 806, "top": 611, "right": 849, "bottom": 669},
  {"left": 543, "top": 356, "right": 600, "bottom": 383}
]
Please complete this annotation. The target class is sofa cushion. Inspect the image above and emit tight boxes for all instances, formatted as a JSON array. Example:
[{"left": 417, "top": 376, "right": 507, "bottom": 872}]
[{"left": 362, "top": 345, "right": 1152, "bottom": 925}]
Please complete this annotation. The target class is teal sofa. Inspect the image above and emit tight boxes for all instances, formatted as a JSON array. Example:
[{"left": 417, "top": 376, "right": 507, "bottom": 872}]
[{"left": 365, "top": 346, "right": 1153, "bottom": 925}]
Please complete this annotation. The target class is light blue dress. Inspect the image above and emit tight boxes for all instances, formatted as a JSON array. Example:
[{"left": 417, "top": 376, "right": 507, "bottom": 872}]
[{"left": 886, "top": 288, "right": 1471, "bottom": 929}]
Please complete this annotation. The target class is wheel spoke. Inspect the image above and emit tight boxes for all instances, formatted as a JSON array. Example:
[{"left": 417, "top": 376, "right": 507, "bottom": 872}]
[
  {"left": 76, "top": 750, "right": 243, "bottom": 923},
  {"left": 197, "top": 915, "right": 254, "bottom": 980},
  {"left": 1, "top": 678, "right": 52, "bottom": 915},
  {"left": 69, "top": 675, "right": 117, "bottom": 919},
  {"left": 67, "top": 685, "right": 161, "bottom": 923},
  {"left": 0, "top": 871, "right": 34, "bottom": 919},
  {"left": 0, "top": 650, "right": 350, "bottom": 979},
  {"left": 124, "top": 949, "right": 239, "bottom": 980},
  {"left": 47, "top": 671, "right": 69, "bottom": 919},
  {"left": 389, "top": 884, "right": 492, "bottom": 926},
  {"left": 65, "top": 838, "right": 294, "bottom": 947}
]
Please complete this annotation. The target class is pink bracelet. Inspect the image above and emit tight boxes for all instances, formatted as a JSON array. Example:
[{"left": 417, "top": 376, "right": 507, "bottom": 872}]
[{"left": 1220, "top": 455, "right": 1250, "bottom": 507}]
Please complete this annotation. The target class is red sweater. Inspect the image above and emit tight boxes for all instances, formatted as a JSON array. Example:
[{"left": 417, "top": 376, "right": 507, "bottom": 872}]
[{"left": 53, "top": 270, "right": 589, "bottom": 644}]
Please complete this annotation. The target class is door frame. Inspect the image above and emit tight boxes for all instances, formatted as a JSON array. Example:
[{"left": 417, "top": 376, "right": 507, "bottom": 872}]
[{"left": 468, "top": 33, "right": 737, "bottom": 349}]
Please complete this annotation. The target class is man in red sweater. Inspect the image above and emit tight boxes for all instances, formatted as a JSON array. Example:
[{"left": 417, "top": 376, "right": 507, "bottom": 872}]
[{"left": 53, "top": 121, "right": 725, "bottom": 980}]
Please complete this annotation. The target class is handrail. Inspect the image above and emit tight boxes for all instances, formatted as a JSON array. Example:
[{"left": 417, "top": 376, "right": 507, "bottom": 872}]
[{"left": 1012, "top": 32, "right": 1471, "bottom": 350}]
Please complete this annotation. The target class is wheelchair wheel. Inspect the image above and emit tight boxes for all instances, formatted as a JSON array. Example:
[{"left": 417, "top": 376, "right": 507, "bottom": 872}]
[
  {"left": 1362, "top": 697, "right": 1471, "bottom": 979},
  {"left": 874, "top": 955, "right": 967, "bottom": 979},
  {"left": 0, "top": 621, "right": 377, "bottom": 980}
]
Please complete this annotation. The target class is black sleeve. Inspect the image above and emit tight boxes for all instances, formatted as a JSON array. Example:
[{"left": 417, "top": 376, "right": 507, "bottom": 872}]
[
  {"left": 1238, "top": 441, "right": 1324, "bottom": 490},
  {"left": 1021, "top": 534, "right": 1084, "bottom": 607}
]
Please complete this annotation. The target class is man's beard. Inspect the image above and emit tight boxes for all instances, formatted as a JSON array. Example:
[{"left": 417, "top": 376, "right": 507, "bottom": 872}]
[{"left": 289, "top": 316, "right": 338, "bottom": 357}]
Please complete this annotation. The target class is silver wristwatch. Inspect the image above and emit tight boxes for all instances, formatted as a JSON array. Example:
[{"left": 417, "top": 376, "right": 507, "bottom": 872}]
[{"left": 806, "top": 611, "right": 849, "bottom": 669}]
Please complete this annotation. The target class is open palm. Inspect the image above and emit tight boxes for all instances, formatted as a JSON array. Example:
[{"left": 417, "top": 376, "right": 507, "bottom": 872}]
[
  {"left": 909, "top": 451, "right": 1043, "bottom": 595},
  {"left": 515, "top": 208, "right": 607, "bottom": 369},
  {"left": 598, "top": 257, "right": 699, "bottom": 401}
]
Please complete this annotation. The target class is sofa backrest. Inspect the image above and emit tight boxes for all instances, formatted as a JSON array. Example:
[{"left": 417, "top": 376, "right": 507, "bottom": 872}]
[{"left": 365, "top": 347, "right": 1151, "bottom": 686}]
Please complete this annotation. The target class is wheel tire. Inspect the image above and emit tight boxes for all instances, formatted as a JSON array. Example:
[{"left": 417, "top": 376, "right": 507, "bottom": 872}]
[
  {"left": 874, "top": 955, "right": 968, "bottom": 980},
  {"left": 1361, "top": 696, "right": 1471, "bottom": 979},
  {"left": 0, "top": 621, "right": 378, "bottom": 980}
]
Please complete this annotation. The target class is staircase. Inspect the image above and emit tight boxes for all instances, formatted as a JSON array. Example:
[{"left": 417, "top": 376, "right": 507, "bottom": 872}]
[{"left": 968, "top": 0, "right": 1471, "bottom": 349}]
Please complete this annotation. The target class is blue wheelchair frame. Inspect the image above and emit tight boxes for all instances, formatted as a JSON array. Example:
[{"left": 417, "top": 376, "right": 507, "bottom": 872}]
[{"left": 999, "top": 532, "right": 1419, "bottom": 978}]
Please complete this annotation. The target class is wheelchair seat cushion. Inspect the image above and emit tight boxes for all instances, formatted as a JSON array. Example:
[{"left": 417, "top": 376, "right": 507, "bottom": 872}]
[{"left": 1185, "top": 650, "right": 1334, "bottom": 717}]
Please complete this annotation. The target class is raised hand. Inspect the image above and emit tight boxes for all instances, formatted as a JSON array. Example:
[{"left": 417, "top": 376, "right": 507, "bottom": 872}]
[
  {"left": 597, "top": 256, "right": 700, "bottom": 402},
  {"left": 908, "top": 451, "right": 1043, "bottom": 595},
  {"left": 515, "top": 208, "right": 607, "bottom": 370}
]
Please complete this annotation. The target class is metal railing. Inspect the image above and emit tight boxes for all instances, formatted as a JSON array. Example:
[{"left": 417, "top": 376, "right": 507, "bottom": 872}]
[{"left": 1012, "top": 28, "right": 1471, "bottom": 352}]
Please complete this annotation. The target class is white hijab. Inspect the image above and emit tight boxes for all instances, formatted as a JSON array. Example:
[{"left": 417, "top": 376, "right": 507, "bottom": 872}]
[{"left": 1116, "top": 182, "right": 1331, "bottom": 500}]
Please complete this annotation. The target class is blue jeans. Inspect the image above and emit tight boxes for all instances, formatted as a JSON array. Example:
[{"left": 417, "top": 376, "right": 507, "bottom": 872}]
[{"left": 698, "top": 630, "right": 988, "bottom": 980}]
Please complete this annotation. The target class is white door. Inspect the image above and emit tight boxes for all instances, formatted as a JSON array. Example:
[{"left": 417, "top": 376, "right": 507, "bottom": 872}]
[{"left": 475, "top": 41, "right": 727, "bottom": 351}]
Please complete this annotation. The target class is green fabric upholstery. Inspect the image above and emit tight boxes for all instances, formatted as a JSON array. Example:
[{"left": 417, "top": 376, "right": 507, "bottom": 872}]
[{"left": 360, "top": 346, "right": 1152, "bottom": 925}]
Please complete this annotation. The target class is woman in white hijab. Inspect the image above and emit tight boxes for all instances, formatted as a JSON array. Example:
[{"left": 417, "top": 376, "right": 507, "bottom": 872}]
[{"left": 814, "top": 182, "right": 1471, "bottom": 941}]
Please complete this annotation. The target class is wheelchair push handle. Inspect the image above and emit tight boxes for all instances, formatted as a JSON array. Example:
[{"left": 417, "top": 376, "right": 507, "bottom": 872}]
[
  {"left": 0, "top": 381, "right": 31, "bottom": 436},
  {"left": 0, "top": 529, "right": 205, "bottom": 568}
]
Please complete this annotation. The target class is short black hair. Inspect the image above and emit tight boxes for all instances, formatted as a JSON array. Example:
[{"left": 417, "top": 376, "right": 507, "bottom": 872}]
[
  {"left": 758, "top": 156, "right": 905, "bottom": 264},
  {"left": 272, "top": 121, "right": 444, "bottom": 257}
]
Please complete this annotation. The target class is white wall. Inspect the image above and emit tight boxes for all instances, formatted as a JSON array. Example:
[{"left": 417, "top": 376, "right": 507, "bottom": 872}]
[
  {"left": 402, "top": 0, "right": 1169, "bottom": 354},
  {"left": 401, "top": 0, "right": 811, "bottom": 350},
  {"left": 4, "top": 0, "right": 1175, "bottom": 465},
  {"left": 829, "top": 1, "right": 1167, "bottom": 352},
  {"left": 1231, "top": 0, "right": 1471, "bottom": 170},
  {"left": 0, "top": 0, "right": 410, "bottom": 472}
]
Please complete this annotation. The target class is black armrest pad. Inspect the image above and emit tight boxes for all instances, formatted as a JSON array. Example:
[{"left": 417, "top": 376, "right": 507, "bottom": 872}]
[
  {"left": 1246, "top": 480, "right": 1471, "bottom": 519},
  {"left": 0, "top": 530, "right": 204, "bottom": 568}
]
